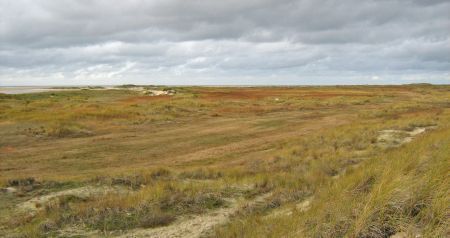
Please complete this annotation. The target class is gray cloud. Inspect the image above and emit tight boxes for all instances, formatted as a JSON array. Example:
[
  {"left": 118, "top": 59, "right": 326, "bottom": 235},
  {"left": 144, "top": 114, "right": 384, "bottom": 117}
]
[{"left": 0, "top": 0, "right": 449, "bottom": 85}]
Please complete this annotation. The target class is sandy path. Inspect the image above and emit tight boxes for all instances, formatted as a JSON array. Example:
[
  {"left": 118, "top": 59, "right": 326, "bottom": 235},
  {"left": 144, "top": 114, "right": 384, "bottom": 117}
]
[
  {"left": 17, "top": 186, "right": 119, "bottom": 213},
  {"left": 117, "top": 193, "right": 272, "bottom": 238},
  {"left": 118, "top": 202, "right": 236, "bottom": 238}
]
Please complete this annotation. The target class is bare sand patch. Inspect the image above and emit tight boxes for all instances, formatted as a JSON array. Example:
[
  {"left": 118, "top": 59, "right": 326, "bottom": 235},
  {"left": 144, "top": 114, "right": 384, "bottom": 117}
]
[
  {"left": 266, "top": 196, "right": 314, "bottom": 218},
  {"left": 117, "top": 193, "right": 273, "bottom": 238},
  {"left": 17, "top": 186, "right": 122, "bottom": 213},
  {"left": 377, "top": 126, "right": 436, "bottom": 148}
]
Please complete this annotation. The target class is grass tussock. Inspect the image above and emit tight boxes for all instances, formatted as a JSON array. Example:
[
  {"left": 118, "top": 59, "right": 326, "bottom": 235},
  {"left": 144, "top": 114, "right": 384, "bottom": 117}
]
[{"left": 45, "top": 122, "right": 93, "bottom": 138}]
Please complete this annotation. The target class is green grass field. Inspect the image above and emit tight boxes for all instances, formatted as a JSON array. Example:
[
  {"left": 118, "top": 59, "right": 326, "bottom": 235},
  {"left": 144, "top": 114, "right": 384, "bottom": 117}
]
[{"left": 0, "top": 85, "right": 448, "bottom": 237}]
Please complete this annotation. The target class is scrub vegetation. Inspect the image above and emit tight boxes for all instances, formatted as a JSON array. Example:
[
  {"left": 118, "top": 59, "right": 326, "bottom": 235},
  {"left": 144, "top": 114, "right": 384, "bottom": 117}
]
[{"left": 0, "top": 85, "right": 448, "bottom": 237}]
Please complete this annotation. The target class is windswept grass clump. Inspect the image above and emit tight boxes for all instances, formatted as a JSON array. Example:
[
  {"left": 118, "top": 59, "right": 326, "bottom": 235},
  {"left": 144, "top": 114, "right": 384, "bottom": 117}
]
[
  {"left": 178, "top": 168, "right": 224, "bottom": 180},
  {"left": 300, "top": 126, "right": 450, "bottom": 238},
  {"left": 45, "top": 122, "right": 93, "bottom": 138}
]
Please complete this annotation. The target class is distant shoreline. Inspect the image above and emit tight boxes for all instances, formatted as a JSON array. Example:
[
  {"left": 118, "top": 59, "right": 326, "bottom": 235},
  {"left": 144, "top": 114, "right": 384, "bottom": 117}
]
[
  {"left": 0, "top": 83, "right": 445, "bottom": 95},
  {"left": 0, "top": 83, "right": 444, "bottom": 87}
]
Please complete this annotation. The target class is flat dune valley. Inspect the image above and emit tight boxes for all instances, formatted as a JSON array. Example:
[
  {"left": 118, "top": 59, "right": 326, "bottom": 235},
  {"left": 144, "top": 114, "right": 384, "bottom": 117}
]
[{"left": 0, "top": 85, "right": 449, "bottom": 238}]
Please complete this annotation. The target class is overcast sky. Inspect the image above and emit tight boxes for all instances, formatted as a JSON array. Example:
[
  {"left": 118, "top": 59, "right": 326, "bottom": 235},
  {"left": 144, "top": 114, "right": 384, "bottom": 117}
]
[{"left": 1, "top": 0, "right": 449, "bottom": 86}]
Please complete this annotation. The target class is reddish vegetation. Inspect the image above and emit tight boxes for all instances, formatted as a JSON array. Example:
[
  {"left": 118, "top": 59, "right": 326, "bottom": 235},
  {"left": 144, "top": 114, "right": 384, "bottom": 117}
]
[
  {"left": 0, "top": 146, "right": 16, "bottom": 154},
  {"left": 118, "top": 95, "right": 172, "bottom": 104},
  {"left": 198, "top": 89, "right": 281, "bottom": 100},
  {"left": 299, "top": 92, "right": 374, "bottom": 98},
  {"left": 214, "top": 106, "right": 277, "bottom": 114},
  {"left": 197, "top": 88, "right": 374, "bottom": 100},
  {"left": 398, "top": 107, "right": 444, "bottom": 118}
]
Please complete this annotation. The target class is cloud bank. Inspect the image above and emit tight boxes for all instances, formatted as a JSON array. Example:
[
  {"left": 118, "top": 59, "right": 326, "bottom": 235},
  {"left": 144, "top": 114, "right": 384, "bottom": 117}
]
[{"left": 0, "top": 0, "right": 449, "bottom": 85}]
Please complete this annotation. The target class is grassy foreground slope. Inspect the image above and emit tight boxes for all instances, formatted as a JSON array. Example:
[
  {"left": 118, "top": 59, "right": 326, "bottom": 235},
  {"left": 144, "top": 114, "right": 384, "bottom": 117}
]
[
  {"left": 0, "top": 85, "right": 448, "bottom": 237},
  {"left": 215, "top": 115, "right": 450, "bottom": 237}
]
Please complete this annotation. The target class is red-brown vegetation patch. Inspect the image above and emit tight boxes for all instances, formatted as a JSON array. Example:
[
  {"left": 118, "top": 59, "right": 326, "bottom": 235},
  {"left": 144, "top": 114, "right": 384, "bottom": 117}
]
[
  {"left": 214, "top": 105, "right": 281, "bottom": 115},
  {"left": 198, "top": 88, "right": 374, "bottom": 100},
  {"left": 0, "top": 146, "right": 16, "bottom": 154},
  {"left": 299, "top": 92, "right": 374, "bottom": 98},
  {"left": 199, "top": 89, "right": 281, "bottom": 100},
  {"left": 398, "top": 107, "right": 444, "bottom": 118},
  {"left": 118, "top": 95, "right": 172, "bottom": 104}
]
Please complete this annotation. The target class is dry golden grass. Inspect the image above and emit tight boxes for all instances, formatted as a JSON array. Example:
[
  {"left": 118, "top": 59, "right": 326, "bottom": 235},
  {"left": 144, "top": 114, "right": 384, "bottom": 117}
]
[{"left": 0, "top": 85, "right": 448, "bottom": 237}]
